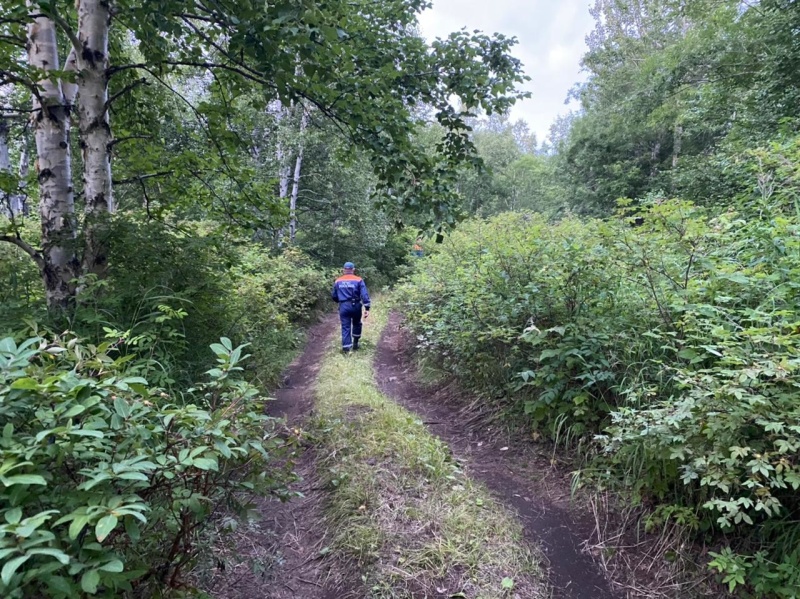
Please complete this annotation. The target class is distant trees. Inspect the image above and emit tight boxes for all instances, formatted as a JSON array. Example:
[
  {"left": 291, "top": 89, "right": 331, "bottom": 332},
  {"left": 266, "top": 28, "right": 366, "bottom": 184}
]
[{"left": 555, "top": 0, "right": 800, "bottom": 213}]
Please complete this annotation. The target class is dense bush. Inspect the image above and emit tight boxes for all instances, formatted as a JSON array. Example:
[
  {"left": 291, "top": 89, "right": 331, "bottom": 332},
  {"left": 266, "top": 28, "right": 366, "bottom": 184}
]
[
  {"left": 397, "top": 136, "right": 800, "bottom": 596},
  {"left": 0, "top": 216, "right": 330, "bottom": 387},
  {"left": 0, "top": 332, "right": 291, "bottom": 598},
  {"left": 227, "top": 245, "right": 331, "bottom": 384},
  {"left": 0, "top": 215, "right": 330, "bottom": 596}
]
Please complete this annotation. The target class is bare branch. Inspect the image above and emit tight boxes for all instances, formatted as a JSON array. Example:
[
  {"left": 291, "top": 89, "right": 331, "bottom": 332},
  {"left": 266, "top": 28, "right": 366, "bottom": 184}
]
[
  {"left": 106, "top": 77, "right": 148, "bottom": 109},
  {"left": 0, "top": 233, "right": 44, "bottom": 269},
  {"left": 107, "top": 63, "right": 147, "bottom": 78},
  {"left": 63, "top": 47, "right": 78, "bottom": 106},
  {"left": 113, "top": 171, "right": 171, "bottom": 185},
  {"left": 48, "top": 9, "right": 82, "bottom": 58}
]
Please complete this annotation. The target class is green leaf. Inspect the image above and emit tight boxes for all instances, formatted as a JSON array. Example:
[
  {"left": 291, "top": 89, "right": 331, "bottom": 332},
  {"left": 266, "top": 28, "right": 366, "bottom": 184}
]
[
  {"left": 10, "top": 378, "right": 38, "bottom": 390},
  {"left": 117, "top": 471, "right": 148, "bottom": 481},
  {"left": 1, "top": 554, "right": 30, "bottom": 586},
  {"left": 214, "top": 439, "right": 232, "bottom": 458},
  {"left": 99, "top": 559, "right": 124, "bottom": 573},
  {"left": 69, "top": 515, "right": 91, "bottom": 539},
  {"left": 62, "top": 404, "right": 86, "bottom": 419},
  {"left": 1, "top": 474, "right": 47, "bottom": 487},
  {"left": 192, "top": 457, "right": 218, "bottom": 471},
  {"left": 5, "top": 507, "right": 22, "bottom": 524},
  {"left": 27, "top": 548, "right": 70, "bottom": 565},
  {"left": 0, "top": 548, "right": 18, "bottom": 561},
  {"left": 81, "top": 569, "right": 100, "bottom": 594},
  {"left": 114, "top": 397, "right": 131, "bottom": 419},
  {"left": 95, "top": 514, "right": 118, "bottom": 542},
  {"left": 501, "top": 577, "right": 514, "bottom": 589}
]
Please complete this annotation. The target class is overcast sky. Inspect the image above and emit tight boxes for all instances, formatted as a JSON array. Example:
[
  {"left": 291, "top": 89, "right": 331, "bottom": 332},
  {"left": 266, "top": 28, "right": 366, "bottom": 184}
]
[{"left": 418, "top": 0, "right": 596, "bottom": 143}]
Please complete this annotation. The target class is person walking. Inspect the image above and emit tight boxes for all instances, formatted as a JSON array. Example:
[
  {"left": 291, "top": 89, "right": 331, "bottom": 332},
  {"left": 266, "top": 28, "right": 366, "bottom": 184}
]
[{"left": 331, "top": 262, "right": 371, "bottom": 353}]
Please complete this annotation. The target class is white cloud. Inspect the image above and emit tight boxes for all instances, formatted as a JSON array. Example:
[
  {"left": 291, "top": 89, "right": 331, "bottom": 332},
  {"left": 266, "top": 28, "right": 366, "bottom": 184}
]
[{"left": 418, "top": 0, "right": 595, "bottom": 142}]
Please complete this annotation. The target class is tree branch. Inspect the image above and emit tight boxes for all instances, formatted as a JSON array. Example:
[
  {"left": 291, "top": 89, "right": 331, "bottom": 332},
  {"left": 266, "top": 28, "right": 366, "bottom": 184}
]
[
  {"left": 106, "top": 77, "right": 148, "bottom": 109},
  {"left": 0, "top": 70, "right": 45, "bottom": 106},
  {"left": 48, "top": 8, "right": 82, "bottom": 58},
  {"left": 0, "top": 234, "right": 44, "bottom": 269},
  {"left": 107, "top": 63, "right": 147, "bottom": 78},
  {"left": 113, "top": 171, "right": 171, "bottom": 186},
  {"left": 0, "top": 34, "right": 26, "bottom": 48}
]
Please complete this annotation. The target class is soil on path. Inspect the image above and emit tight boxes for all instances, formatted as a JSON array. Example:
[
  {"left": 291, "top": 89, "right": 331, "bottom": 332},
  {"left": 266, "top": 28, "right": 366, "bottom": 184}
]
[
  {"left": 207, "top": 315, "right": 349, "bottom": 599},
  {"left": 376, "top": 312, "right": 618, "bottom": 599}
]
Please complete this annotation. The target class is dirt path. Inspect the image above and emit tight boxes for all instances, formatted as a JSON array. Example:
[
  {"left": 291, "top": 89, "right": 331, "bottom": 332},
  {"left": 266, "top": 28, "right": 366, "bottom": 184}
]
[
  {"left": 376, "top": 312, "right": 618, "bottom": 599},
  {"left": 208, "top": 315, "right": 347, "bottom": 599}
]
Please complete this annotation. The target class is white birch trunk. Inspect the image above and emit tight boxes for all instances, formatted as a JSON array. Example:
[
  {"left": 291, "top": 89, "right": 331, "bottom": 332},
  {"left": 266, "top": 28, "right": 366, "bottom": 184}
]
[
  {"left": 672, "top": 121, "right": 682, "bottom": 169},
  {"left": 0, "top": 117, "right": 24, "bottom": 217},
  {"left": 0, "top": 117, "right": 10, "bottom": 215},
  {"left": 15, "top": 139, "right": 30, "bottom": 216},
  {"left": 27, "top": 7, "right": 78, "bottom": 309},
  {"left": 76, "top": 0, "right": 113, "bottom": 278},
  {"left": 275, "top": 106, "right": 291, "bottom": 247},
  {"left": 288, "top": 110, "right": 308, "bottom": 243}
]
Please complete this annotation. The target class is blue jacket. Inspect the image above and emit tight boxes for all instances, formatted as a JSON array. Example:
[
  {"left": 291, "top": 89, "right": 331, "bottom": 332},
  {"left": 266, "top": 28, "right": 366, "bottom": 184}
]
[{"left": 332, "top": 274, "right": 371, "bottom": 309}]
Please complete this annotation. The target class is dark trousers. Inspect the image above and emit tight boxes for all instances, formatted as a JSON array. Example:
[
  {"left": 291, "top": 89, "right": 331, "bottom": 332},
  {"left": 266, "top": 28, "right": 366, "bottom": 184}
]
[{"left": 339, "top": 303, "right": 363, "bottom": 349}]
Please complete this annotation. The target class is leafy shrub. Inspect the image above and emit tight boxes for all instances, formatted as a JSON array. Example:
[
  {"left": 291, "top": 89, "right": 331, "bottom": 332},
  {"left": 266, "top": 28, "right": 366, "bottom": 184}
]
[
  {"left": 0, "top": 333, "right": 289, "bottom": 598},
  {"left": 396, "top": 135, "right": 800, "bottom": 596},
  {"left": 0, "top": 216, "right": 330, "bottom": 388},
  {"left": 0, "top": 218, "right": 45, "bottom": 331},
  {"left": 227, "top": 245, "right": 330, "bottom": 385}
]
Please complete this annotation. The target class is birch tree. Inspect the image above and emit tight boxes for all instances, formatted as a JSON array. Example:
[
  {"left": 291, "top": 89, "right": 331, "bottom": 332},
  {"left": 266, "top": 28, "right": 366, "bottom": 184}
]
[
  {"left": 1, "top": 0, "right": 529, "bottom": 310},
  {"left": 75, "top": 0, "right": 113, "bottom": 278},
  {"left": 25, "top": 7, "right": 79, "bottom": 308},
  {"left": 289, "top": 107, "right": 308, "bottom": 243}
]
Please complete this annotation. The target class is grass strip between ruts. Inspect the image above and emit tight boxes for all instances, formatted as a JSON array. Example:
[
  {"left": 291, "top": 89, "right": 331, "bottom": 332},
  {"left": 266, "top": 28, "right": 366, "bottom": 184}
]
[{"left": 311, "top": 303, "right": 548, "bottom": 599}]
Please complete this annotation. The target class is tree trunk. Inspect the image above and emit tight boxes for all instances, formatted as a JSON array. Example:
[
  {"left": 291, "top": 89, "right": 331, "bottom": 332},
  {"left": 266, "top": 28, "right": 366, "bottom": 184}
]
[
  {"left": 15, "top": 137, "right": 30, "bottom": 216},
  {"left": 672, "top": 122, "right": 682, "bottom": 169},
  {"left": 27, "top": 8, "right": 79, "bottom": 310},
  {"left": 275, "top": 105, "right": 291, "bottom": 247},
  {"left": 289, "top": 110, "right": 308, "bottom": 243},
  {"left": 1, "top": 118, "right": 31, "bottom": 218},
  {"left": 76, "top": 0, "right": 113, "bottom": 279},
  {"left": 0, "top": 116, "right": 10, "bottom": 216}
]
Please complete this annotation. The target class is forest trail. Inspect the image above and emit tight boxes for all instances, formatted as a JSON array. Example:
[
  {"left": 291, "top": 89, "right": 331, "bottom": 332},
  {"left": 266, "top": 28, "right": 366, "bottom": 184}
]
[
  {"left": 208, "top": 315, "right": 344, "bottom": 599},
  {"left": 212, "top": 310, "right": 617, "bottom": 598},
  {"left": 375, "top": 313, "right": 616, "bottom": 599}
]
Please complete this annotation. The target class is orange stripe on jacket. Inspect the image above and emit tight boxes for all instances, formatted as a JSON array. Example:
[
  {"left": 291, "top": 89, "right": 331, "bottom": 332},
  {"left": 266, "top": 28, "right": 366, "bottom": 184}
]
[{"left": 335, "top": 274, "right": 362, "bottom": 283}]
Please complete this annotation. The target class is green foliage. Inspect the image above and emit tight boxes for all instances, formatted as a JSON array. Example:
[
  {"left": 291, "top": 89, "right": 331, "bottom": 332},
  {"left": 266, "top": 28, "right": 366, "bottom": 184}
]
[
  {"left": 397, "top": 135, "right": 800, "bottom": 596},
  {"left": 556, "top": 0, "right": 800, "bottom": 215},
  {"left": 227, "top": 246, "right": 329, "bottom": 385},
  {"left": 0, "top": 219, "right": 43, "bottom": 328},
  {"left": 0, "top": 333, "right": 290, "bottom": 597},
  {"left": 0, "top": 216, "right": 330, "bottom": 388}
]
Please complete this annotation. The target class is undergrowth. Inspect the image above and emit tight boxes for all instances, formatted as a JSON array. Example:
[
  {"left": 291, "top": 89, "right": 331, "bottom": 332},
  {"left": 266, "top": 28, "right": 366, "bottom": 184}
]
[
  {"left": 396, "top": 137, "right": 800, "bottom": 597},
  {"left": 311, "top": 305, "right": 546, "bottom": 599}
]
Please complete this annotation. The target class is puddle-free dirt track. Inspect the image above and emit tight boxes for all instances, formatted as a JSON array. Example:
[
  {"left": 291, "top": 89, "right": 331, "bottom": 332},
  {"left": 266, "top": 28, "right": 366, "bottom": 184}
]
[{"left": 209, "top": 312, "right": 618, "bottom": 598}]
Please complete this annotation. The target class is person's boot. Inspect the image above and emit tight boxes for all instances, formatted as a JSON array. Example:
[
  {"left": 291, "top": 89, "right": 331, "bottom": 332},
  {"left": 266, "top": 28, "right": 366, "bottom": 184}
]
[
  {"left": 342, "top": 346, "right": 352, "bottom": 355},
  {"left": 353, "top": 338, "right": 360, "bottom": 351}
]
